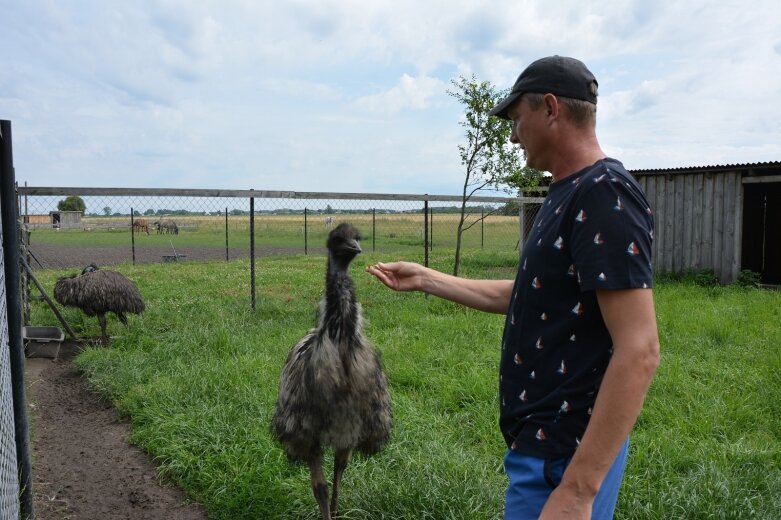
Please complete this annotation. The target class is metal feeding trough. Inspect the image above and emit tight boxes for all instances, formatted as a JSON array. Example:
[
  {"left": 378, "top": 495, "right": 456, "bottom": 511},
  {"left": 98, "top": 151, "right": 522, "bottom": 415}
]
[
  {"left": 23, "top": 326, "right": 65, "bottom": 359},
  {"left": 162, "top": 254, "right": 187, "bottom": 262},
  {"left": 162, "top": 240, "right": 186, "bottom": 262}
]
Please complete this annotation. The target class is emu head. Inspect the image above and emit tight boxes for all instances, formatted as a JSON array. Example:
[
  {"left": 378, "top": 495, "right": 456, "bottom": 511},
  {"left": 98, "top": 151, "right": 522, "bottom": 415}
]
[
  {"left": 81, "top": 263, "right": 99, "bottom": 275},
  {"left": 326, "top": 223, "right": 362, "bottom": 265}
]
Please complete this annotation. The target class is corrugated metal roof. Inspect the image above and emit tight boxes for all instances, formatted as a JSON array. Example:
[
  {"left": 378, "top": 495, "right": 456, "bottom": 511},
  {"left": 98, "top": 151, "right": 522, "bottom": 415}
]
[{"left": 631, "top": 160, "right": 781, "bottom": 175}]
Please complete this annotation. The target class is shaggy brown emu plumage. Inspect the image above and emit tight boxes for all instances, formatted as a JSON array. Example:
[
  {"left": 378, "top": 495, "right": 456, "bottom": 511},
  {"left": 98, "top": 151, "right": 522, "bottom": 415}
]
[
  {"left": 54, "top": 264, "right": 145, "bottom": 344},
  {"left": 272, "top": 223, "right": 392, "bottom": 520}
]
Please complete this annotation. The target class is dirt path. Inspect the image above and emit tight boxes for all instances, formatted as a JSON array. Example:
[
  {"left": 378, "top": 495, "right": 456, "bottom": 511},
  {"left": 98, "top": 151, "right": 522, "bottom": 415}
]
[{"left": 26, "top": 341, "right": 210, "bottom": 520}]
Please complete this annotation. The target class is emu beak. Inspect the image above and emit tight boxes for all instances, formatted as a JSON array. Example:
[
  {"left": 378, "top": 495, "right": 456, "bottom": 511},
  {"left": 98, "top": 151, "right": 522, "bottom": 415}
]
[{"left": 346, "top": 239, "right": 362, "bottom": 254}]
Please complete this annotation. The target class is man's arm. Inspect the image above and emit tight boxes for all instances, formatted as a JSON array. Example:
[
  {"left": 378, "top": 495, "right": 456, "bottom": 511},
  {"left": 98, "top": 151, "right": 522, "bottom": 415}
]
[
  {"left": 540, "top": 288, "right": 660, "bottom": 518},
  {"left": 366, "top": 261, "right": 513, "bottom": 314}
]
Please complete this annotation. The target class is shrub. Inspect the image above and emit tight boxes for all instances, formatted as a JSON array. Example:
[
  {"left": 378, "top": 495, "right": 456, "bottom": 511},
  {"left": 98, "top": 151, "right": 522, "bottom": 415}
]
[
  {"left": 736, "top": 269, "right": 761, "bottom": 288},
  {"left": 655, "top": 268, "right": 720, "bottom": 287}
]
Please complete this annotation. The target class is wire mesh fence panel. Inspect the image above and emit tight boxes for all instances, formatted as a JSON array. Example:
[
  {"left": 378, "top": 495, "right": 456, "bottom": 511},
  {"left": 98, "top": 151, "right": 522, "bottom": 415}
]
[
  {"left": 17, "top": 188, "right": 533, "bottom": 274},
  {"left": 519, "top": 198, "right": 544, "bottom": 249},
  {"left": 0, "top": 219, "right": 21, "bottom": 520},
  {"left": 22, "top": 194, "right": 255, "bottom": 270}
]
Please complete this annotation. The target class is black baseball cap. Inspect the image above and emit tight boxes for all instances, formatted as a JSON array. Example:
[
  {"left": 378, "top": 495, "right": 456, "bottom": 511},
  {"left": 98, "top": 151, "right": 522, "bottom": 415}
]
[{"left": 489, "top": 55, "right": 598, "bottom": 120}]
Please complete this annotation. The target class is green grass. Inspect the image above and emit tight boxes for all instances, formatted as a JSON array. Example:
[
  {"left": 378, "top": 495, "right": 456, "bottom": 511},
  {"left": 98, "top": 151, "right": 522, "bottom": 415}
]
[
  {"left": 29, "top": 256, "right": 781, "bottom": 519},
  {"left": 27, "top": 212, "right": 522, "bottom": 254}
]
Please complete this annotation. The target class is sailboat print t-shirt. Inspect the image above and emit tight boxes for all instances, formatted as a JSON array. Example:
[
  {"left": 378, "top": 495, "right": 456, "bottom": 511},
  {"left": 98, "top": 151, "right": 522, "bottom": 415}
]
[{"left": 500, "top": 158, "right": 654, "bottom": 458}]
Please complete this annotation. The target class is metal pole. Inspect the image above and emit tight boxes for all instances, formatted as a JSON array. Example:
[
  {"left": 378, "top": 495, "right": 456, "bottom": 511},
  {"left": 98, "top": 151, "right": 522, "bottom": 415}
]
[
  {"left": 250, "top": 193, "right": 256, "bottom": 311},
  {"left": 481, "top": 207, "right": 484, "bottom": 249},
  {"left": 518, "top": 198, "right": 524, "bottom": 259},
  {"left": 225, "top": 207, "right": 229, "bottom": 262},
  {"left": 424, "top": 199, "right": 429, "bottom": 268},
  {"left": 304, "top": 208, "right": 308, "bottom": 255},
  {"left": 430, "top": 210, "right": 433, "bottom": 251},
  {"left": 130, "top": 208, "right": 136, "bottom": 265},
  {"left": 1, "top": 119, "right": 36, "bottom": 520},
  {"left": 22, "top": 228, "right": 31, "bottom": 326},
  {"left": 372, "top": 208, "right": 376, "bottom": 253}
]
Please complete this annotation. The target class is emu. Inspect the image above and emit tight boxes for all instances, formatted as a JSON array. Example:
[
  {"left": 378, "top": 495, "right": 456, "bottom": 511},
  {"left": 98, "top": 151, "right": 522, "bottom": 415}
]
[
  {"left": 272, "top": 223, "right": 391, "bottom": 520},
  {"left": 54, "top": 263, "right": 145, "bottom": 345}
]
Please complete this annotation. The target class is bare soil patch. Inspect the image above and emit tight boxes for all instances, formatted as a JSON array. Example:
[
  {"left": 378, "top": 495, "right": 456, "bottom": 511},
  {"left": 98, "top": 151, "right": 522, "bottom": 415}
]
[
  {"left": 26, "top": 341, "right": 210, "bottom": 520},
  {"left": 27, "top": 244, "right": 315, "bottom": 270}
]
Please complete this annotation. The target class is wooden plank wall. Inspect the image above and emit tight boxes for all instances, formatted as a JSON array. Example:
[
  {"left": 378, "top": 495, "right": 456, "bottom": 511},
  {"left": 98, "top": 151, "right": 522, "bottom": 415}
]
[{"left": 635, "top": 171, "right": 743, "bottom": 283}]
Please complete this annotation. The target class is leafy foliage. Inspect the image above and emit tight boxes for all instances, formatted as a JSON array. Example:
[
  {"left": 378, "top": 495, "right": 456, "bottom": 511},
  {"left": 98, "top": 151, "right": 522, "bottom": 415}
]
[
  {"left": 736, "top": 269, "right": 761, "bottom": 287},
  {"left": 57, "top": 195, "right": 86, "bottom": 212},
  {"left": 655, "top": 268, "right": 720, "bottom": 287},
  {"left": 448, "top": 75, "right": 522, "bottom": 193},
  {"left": 448, "top": 76, "right": 541, "bottom": 275},
  {"left": 503, "top": 165, "right": 545, "bottom": 193}
]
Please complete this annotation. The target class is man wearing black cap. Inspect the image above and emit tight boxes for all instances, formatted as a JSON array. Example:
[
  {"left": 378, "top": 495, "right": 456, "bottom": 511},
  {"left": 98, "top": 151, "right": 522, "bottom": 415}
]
[{"left": 367, "top": 56, "right": 660, "bottom": 519}]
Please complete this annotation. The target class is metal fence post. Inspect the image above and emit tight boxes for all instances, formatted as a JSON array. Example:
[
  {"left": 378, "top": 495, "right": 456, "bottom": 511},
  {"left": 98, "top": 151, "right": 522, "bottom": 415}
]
[
  {"left": 372, "top": 208, "right": 376, "bottom": 253},
  {"left": 424, "top": 199, "right": 429, "bottom": 268},
  {"left": 225, "top": 207, "right": 229, "bottom": 262},
  {"left": 429, "top": 210, "right": 433, "bottom": 251},
  {"left": 250, "top": 192, "right": 256, "bottom": 311},
  {"left": 518, "top": 197, "right": 524, "bottom": 258},
  {"left": 304, "top": 208, "right": 308, "bottom": 255},
  {"left": 1, "top": 119, "right": 35, "bottom": 520},
  {"left": 481, "top": 207, "right": 484, "bottom": 249},
  {"left": 130, "top": 208, "right": 136, "bottom": 265}
]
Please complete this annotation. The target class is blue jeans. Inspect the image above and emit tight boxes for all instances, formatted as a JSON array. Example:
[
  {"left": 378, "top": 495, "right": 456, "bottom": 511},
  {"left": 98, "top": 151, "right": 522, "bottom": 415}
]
[{"left": 504, "top": 438, "right": 630, "bottom": 520}]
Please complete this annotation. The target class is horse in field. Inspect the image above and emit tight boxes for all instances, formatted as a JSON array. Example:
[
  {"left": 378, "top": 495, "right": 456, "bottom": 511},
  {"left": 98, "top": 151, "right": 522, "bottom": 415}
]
[
  {"left": 153, "top": 219, "right": 179, "bottom": 235},
  {"left": 133, "top": 218, "right": 150, "bottom": 234}
]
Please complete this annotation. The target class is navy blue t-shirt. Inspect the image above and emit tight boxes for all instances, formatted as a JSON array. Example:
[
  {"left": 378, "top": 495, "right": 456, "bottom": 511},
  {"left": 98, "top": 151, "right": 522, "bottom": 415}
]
[{"left": 499, "top": 158, "right": 654, "bottom": 458}]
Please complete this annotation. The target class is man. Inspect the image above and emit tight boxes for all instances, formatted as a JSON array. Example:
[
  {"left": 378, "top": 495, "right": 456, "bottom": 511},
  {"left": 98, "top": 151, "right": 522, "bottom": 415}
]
[{"left": 366, "top": 56, "right": 660, "bottom": 519}]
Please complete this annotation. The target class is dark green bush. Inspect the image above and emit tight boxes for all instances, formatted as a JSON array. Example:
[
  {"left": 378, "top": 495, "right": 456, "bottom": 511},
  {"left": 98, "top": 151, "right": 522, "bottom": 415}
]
[
  {"left": 655, "top": 268, "right": 720, "bottom": 287},
  {"left": 736, "top": 269, "right": 761, "bottom": 288}
]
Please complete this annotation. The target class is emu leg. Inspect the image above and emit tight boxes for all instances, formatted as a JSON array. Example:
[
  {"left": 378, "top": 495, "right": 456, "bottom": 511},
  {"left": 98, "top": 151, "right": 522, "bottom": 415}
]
[
  {"left": 98, "top": 313, "right": 109, "bottom": 345},
  {"left": 330, "top": 448, "right": 352, "bottom": 517},
  {"left": 308, "top": 455, "right": 331, "bottom": 520}
]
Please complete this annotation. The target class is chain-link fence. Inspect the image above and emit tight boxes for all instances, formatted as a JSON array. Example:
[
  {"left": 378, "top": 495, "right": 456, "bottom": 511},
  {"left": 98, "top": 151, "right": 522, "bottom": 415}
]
[
  {"left": 2, "top": 120, "right": 32, "bottom": 520},
  {"left": 17, "top": 187, "right": 544, "bottom": 272},
  {"left": 0, "top": 241, "right": 20, "bottom": 520}
]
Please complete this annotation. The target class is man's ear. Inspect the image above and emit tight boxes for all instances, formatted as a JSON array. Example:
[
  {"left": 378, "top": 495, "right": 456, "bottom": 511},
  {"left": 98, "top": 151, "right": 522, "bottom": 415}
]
[{"left": 542, "top": 93, "right": 559, "bottom": 119}]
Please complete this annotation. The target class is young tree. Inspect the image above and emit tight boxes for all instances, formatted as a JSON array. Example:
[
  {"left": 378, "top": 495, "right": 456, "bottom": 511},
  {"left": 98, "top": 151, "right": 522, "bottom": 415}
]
[
  {"left": 57, "top": 195, "right": 86, "bottom": 213},
  {"left": 103, "top": 206, "right": 111, "bottom": 216},
  {"left": 448, "top": 75, "right": 537, "bottom": 276}
]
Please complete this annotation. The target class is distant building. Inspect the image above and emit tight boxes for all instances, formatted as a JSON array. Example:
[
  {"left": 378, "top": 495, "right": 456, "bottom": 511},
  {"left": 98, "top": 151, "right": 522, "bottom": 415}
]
[
  {"left": 632, "top": 161, "right": 780, "bottom": 285},
  {"left": 519, "top": 161, "right": 780, "bottom": 285},
  {"left": 23, "top": 211, "right": 83, "bottom": 230}
]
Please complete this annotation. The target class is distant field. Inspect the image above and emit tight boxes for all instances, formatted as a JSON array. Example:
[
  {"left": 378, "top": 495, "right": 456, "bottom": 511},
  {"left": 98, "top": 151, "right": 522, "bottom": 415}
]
[{"left": 26, "top": 213, "right": 522, "bottom": 266}]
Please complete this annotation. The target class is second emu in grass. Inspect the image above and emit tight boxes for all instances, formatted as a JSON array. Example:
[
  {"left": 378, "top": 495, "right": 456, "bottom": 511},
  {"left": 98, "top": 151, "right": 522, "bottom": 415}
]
[
  {"left": 272, "top": 223, "right": 392, "bottom": 520},
  {"left": 54, "top": 263, "right": 145, "bottom": 345}
]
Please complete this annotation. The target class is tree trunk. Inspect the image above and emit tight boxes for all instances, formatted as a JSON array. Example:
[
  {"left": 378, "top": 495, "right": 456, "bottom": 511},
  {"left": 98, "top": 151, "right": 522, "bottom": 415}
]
[{"left": 453, "top": 200, "right": 468, "bottom": 277}]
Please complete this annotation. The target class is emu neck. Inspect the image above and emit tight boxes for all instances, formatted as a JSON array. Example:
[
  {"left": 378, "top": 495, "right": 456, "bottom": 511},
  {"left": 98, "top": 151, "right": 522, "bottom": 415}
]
[{"left": 323, "top": 255, "right": 359, "bottom": 345}]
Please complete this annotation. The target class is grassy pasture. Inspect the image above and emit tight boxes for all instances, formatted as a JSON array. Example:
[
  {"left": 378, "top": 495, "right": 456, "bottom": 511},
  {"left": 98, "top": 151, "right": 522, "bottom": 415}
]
[
  {"left": 28, "top": 213, "right": 521, "bottom": 254},
  {"left": 29, "top": 254, "right": 781, "bottom": 519}
]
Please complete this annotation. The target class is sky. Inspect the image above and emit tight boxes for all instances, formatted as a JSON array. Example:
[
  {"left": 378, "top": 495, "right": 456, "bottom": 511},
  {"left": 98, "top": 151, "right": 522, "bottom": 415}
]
[{"left": 2, "top": 1, "right": 780, "bottom": 196}]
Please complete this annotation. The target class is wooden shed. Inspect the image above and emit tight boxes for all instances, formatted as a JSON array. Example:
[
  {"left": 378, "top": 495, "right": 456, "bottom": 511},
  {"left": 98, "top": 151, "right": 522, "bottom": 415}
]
[
  {"left": 47, "top": 210, "right": 83, "bottom": 230},
  {"left": 631, "top": 161, "right": 781, "bottom": 284}
]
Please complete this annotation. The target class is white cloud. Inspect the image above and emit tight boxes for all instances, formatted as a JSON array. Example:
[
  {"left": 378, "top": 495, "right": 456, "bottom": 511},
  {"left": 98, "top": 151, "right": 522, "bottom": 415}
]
[
  {"left": 354, "top": 74, "right": 445, "bottom": 115},
  {"left": 1, "top": 0, "right": 780, "bottom": 193}
]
